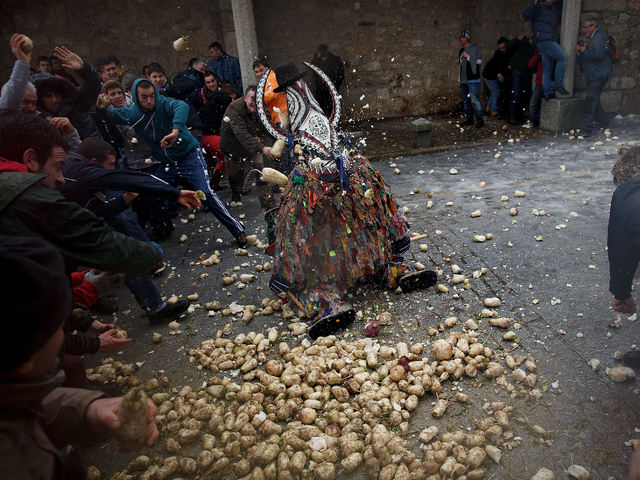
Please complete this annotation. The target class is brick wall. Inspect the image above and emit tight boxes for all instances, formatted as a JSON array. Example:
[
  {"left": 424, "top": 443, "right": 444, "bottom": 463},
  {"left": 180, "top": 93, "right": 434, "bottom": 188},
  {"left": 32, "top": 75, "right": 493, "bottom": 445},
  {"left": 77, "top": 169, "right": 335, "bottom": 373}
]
[{"left": 1, "top": 0, "right": 638, "bottom": 119}]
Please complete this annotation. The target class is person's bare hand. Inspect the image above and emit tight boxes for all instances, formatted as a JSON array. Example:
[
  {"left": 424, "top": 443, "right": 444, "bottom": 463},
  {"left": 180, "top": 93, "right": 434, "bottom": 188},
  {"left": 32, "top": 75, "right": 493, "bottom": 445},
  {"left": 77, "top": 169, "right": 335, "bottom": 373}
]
[
  {"left": 49, "top": 116, "right": 75, "bottom": 134},
  {"left": 89, "top": 320, "right": 115, "bottom": 335},
  {"left": 498, "top": 74, "right": 504, "bottom": 82},
  {"left": 613, "top": 297, "right": 636, "bottom": 314},
  {"left": 160, "top": 132, "right": 178, "bottom": 149},
  {"left": 630, "top": 448, "right": 640, "bottom": 480},
  {"left": 262, "top": 146, "right": 275, "bottom": 161},
  {"left": 518, "top": 34, "right": 526, "bottom": 41},
  {"left": 576, "top": 44, "right": 586, "bottom": 55},
  {"left": 98, "top": 329, "right": 132, "bottom": 352},
  {"left": 177, "top": 190, "right": 201, "bottom": 210},
  {"left": 461, "top": 51, "right": 469, "bottom": 58},
  {"left": 123, "top": 192, "right": 139, "bottom": 204},
  {"left": 85, "top": 397, "right": 159, "bottom": 452},
  {"left": 54, "top": 46, "right": 84, "bottom": 71},
  {"left": 10, "top": 34, "right": 31, "bottom": 63}
]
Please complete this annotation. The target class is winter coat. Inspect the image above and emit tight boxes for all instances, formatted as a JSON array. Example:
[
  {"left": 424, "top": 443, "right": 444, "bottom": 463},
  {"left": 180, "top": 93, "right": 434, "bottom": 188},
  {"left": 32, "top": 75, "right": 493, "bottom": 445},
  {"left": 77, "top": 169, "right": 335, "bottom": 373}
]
[
  {"left": 199, "top": 89, "right": 232, "bottom": 136},
  {"left": 33, "top": 60, "right": 102, "bottom": 139},
  {"left": 507, "top": 37, "right": 535, "bottom": 72},
  {"left": 459, "top": 43, "right": 482, "bottom": 84},
  {"left": 311, "top": 51, "right": 345, "bottom": 90},
  {"left": 58, "top": 154, "right": 181, "bottom": 220},
  {"left": 522, "top": 2, "right": 559, "bottom": 46},
  {"left": 483, "top": 49, "right": 510, "bottom": 81},
  {"left": 95, "top": 79, "right": 198, "bottom": 164},
  {"left": 608, "top": 175, "right": 640, "bottom": 301},
  {"left": 0, "top": 370, "right": 105, "bottom": 479},
  {"left": 577, "top": 27, "right": 613, "bottom": 82},
  {"left": 0, "top": 158, "right": 161, "bottom": 276},
  {"left": 219, "top": 97, "right": 270, "bottom": 161}
]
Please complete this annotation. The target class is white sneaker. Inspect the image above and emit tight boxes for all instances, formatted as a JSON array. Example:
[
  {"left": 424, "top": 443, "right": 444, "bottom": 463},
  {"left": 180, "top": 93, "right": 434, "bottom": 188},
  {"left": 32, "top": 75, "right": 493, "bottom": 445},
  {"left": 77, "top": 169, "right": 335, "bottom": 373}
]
[{"left": 522, "top": 120, "right": 532, "bottom": 128}]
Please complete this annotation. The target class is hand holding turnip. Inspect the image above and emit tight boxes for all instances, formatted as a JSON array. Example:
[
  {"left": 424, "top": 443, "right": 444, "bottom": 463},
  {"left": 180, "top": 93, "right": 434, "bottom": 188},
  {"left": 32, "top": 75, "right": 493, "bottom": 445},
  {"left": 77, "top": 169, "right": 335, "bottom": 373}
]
[
  {"left": 49, "top": 116, "right": 75, "bottom": 134},
  {"left": 89, "top": 320, "right": 115, "bottom": 335},
  {"left": 177, "top": 190, "right": 201, "bottom": 210},
  {"left": 98, "top": 329, "right": 132, "bottom": 352},
  {"left": 54, "top": 46, "right": 84, "bottom": 71},
  {"left": 262, "top": 146, "right": 275, "bottom": 160},
  {"left": 10, "top": 34, "right": 32, "bottom": 63},
  {"left": 85, "top": 396, "right": 158, "bottom": 452}
]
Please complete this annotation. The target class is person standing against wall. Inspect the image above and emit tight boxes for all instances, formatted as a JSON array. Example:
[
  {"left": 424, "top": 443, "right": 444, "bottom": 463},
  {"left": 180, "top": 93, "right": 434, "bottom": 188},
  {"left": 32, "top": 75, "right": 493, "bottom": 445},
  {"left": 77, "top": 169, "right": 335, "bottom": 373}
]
[
  {"left": 458, "top": 30, "right": 484, "bottom": 128},
  {"left": 576, "top": 17, "right": 613, "bottom": 137}
]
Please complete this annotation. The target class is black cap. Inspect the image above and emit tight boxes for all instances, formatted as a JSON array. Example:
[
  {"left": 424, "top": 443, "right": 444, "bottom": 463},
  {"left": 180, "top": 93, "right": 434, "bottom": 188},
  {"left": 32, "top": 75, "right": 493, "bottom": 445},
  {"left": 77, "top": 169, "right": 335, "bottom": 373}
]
[{"left": 273, "top": 61, "right": 308, "bottom": 93}]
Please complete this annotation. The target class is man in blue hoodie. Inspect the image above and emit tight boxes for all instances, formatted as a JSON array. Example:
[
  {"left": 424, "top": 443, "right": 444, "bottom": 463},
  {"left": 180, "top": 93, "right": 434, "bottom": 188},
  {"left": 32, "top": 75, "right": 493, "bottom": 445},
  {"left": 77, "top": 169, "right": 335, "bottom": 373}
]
[
  {"left": 96, "top": 78, "right": 247, "bottom": 244},
  {"left": 576, "top": 17, "right": 613, "bottom": 137},
  {"left": 522, "top": 0, "right": 569, "bottom": 99}
]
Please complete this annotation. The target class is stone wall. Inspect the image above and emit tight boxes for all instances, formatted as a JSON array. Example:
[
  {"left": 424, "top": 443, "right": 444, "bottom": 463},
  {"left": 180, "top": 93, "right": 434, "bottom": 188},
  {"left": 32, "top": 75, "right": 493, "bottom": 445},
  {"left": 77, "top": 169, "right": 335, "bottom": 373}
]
[
  {"left": 579, "top": 0, "right": 640, "bottom": 113},
  {"left": 1, "top": 0, "right": 638, "bottom": 119},
  {"left": 253, "top": 0, "right": 530, "bottom": 120}
]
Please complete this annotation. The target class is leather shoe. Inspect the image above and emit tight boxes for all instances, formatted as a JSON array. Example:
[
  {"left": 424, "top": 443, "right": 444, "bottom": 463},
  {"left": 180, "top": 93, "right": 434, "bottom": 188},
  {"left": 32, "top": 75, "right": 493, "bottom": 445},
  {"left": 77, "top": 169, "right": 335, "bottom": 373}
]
[
  {"left": 554, "top": 85, "right": 570, "bottom": 95},
  {"left": 476, "top": 120, "right": 484, "bottom": 128},
  {"left": 149, "top": 300, "right": 189, "bottom": 325},
  {"left": 90, "top": 295, "right": 119, "bottom": 315},
  {"left": 507, "top": 118, "right": 519, "bottom": 125},
  {"left": 543, "top": 93, "right": 556, "bottom": 101}
]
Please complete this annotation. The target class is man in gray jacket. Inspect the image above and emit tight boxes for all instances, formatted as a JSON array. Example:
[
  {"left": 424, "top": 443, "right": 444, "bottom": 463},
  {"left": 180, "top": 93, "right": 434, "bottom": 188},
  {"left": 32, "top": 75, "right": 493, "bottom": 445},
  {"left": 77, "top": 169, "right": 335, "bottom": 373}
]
[
  {"left": 457, "top": 30, "right": 484, "bottom": 128},
  {"left": 576, "top": 17, "right": 613, "bottom": 137}
]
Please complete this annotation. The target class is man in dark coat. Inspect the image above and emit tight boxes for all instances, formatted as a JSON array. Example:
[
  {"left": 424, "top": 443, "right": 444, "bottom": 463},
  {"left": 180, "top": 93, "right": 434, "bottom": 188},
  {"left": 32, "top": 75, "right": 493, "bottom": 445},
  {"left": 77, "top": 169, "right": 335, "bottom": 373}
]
[
  {"left": 310, "top": 44, "right": 345, "bottom": 117},
  {"left": 33, "top": 46, "right": 102, "bottom": 139},
  {"left": 219, "top": 85, "right": 276, "bottom": 209}
]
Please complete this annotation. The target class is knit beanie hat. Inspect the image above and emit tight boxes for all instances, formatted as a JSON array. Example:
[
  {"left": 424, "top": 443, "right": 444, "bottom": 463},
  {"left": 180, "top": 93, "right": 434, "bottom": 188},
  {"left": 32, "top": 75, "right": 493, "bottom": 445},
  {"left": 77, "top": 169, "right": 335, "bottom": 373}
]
[
  {"left": 459, "top": 30, "right": 471, "bottom": 40},
  {"left": 0, "top": 236, "right": 71, "bottom": 373},
  {"left": 102, "top": 79, "right": 124, "bottom": 95}
]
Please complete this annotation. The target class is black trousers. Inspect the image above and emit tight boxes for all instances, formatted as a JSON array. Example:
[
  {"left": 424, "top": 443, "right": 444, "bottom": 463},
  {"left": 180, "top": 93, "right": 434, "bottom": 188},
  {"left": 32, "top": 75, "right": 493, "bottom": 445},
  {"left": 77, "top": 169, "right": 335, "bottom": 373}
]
[{"left": 581, "top": 76, "right": 610, "bottom": 133}]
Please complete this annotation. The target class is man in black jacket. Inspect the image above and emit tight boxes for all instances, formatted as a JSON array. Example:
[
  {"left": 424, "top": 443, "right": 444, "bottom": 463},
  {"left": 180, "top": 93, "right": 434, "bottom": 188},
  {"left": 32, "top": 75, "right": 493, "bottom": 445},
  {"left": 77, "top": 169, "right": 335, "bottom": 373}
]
[
  {"left": 608, "top": 147, "right": 640, "bottom": 367},
  {"left": 58, "top": 137, "right": 201, "bottom": 324},
  {"left": 33, "top": 46, "right": 102, "bottom": 140},
  {"left": 310, "top": 44, "right": 344, "bottom": 117}
]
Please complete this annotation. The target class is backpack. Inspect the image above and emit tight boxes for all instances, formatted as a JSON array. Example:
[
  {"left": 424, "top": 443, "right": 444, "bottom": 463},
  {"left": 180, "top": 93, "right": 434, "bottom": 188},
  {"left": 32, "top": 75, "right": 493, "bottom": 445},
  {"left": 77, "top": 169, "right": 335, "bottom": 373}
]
[{"left": 608, "top": 35, "right": 621, "bottom": 64}]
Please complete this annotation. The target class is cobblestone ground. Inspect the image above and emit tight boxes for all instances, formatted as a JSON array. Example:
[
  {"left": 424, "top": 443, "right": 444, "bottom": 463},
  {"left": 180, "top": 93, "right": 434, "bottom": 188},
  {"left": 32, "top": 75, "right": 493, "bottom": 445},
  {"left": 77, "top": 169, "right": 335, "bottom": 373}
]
[{"left": 81, "top": 115, "right": 640, "bottom": 479}]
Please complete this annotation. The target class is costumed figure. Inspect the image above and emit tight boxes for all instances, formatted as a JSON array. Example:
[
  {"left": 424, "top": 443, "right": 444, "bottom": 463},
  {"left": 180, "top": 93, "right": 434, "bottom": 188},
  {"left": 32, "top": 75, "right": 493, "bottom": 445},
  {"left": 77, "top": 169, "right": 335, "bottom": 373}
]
[{"left": 255, "top": 61, "right": 437, "bottom": 339}]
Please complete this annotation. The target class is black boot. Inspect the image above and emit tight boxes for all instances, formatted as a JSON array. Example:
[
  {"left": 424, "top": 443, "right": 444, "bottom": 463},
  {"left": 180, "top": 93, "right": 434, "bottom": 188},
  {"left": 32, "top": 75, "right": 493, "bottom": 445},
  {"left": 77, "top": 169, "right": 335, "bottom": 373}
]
[{"left": 210, "top": 169, "right": 227, "bottom": 191}]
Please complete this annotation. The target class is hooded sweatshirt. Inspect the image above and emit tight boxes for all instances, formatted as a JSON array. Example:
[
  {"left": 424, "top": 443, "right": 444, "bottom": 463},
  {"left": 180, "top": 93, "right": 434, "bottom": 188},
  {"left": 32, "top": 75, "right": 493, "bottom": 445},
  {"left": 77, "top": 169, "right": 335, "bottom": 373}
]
[{"left": 95, "top": 79, "right": 198, "bottom": 163}]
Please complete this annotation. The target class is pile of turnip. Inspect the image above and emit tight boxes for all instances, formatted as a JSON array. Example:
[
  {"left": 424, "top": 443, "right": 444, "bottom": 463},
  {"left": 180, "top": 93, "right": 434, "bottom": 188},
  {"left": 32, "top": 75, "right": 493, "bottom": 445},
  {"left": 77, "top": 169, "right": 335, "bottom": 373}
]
[{"left": 92, "top": 318, "right": 544, "bottom": 480}]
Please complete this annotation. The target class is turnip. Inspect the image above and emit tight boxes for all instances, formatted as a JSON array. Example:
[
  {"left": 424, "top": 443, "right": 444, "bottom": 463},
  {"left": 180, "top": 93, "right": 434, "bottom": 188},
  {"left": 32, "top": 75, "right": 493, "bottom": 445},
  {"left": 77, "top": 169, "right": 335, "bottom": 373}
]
[
  {"left": 117, "top": 388, "right": 149, "bottom": 446},
  {"left": 530, "top": 468, "right": 555, "bottom": 480},
  {"left": 173, "top": 36, "right": 189, "bottom": 51},
  {"left": 261, "top": 167, "right": 288, "bottom": 186}
]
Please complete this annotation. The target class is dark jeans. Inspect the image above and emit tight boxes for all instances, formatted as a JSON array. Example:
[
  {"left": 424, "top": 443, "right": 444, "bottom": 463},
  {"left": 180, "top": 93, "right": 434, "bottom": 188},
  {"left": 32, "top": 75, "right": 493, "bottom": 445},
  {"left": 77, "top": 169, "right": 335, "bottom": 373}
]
[
  {"left": 508, "top": 68, "right": 532, "bottom": 120},
  {"left": 147, "top": 148, "right": 245, "bottom": 237},
  {"left": 460, "top": 81, "right": 483, "bottom": 120},
  {"left": 581, "top": 76, "right": 610, "bottom": 134},
  {"left": 106, "top": 193, "right": 165, "bottom": 314},
  {"left": 529, "top": 84, "right": 544, "bottom": 125}
]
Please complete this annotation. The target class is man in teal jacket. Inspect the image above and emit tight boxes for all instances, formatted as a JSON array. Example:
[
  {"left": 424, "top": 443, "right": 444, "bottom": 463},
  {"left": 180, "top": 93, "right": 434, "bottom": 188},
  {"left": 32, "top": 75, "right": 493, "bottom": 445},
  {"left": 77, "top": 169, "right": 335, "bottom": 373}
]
[{"left": 96, "top": 78, "right": 246, "bottom": 244}]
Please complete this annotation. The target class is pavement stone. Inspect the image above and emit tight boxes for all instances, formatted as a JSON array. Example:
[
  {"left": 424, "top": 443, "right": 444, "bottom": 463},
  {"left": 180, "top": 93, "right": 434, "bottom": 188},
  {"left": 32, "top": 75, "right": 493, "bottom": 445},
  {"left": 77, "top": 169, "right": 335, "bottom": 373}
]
[{"left": 80, "top": 116, "right": 640, "bottom": 479}]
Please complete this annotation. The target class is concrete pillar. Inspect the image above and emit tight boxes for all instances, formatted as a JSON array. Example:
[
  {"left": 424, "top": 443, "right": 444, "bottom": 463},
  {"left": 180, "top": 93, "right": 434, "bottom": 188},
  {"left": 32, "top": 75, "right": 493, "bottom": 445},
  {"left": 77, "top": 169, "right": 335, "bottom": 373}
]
[
  {"left": 231, "top": 0, "right": 259, "bottom": 95},
  {"left": 540, "top": 0, "right": 584, "bottom": 133},
  {"left": 559, "top": 0, "right": 582, "bottom": 96}
]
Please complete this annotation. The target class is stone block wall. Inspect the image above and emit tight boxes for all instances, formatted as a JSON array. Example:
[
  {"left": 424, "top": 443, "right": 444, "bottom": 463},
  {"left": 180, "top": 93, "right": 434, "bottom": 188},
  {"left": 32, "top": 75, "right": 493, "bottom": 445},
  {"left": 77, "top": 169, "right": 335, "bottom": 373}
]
[
  {"left": 578, "top": 0, "right": 640, "bottom": 113},
  {"left": 1, "top": 0, "right": 638, "bottom": 119}
]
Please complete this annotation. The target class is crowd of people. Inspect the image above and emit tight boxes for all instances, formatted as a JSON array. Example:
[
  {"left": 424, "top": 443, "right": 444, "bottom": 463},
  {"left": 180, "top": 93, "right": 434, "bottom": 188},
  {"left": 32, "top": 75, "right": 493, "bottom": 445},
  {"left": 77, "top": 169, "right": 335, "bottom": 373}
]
[
  {"left": 0, "top": 5, "right": 628, "bottom": 476},
  {"left": 459, "top": 0, "right": 613, "bottom": 135}
]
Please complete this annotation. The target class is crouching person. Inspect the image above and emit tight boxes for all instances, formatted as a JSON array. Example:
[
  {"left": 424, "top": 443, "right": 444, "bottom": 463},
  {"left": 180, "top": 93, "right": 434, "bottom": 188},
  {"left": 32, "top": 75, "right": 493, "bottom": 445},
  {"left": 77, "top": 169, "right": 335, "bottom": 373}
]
[{"left": 0, "top": 236, "right": 158, "bottom": 478}]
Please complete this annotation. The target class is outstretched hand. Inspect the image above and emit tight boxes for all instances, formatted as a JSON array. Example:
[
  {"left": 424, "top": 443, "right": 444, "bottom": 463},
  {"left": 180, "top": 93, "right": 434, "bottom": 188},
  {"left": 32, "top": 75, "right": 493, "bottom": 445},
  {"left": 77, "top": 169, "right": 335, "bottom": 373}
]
[
  {"left": 85, "top": 397, "right": 158, "bottom": 452},
  {"left": 54, "top": 46, "right": 84, "bottom": 71},
  {"left": 177, "top": 190, "right": 201, "bottom": 210},
  {"left": 98, "top": 329, "right": 132, "bottom": 352}
]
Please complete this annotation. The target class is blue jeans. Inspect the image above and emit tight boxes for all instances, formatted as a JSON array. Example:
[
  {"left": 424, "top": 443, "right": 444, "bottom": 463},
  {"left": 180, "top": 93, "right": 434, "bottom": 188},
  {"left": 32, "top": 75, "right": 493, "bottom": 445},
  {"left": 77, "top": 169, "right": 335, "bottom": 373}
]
[
  {"left": 149, "top": 148, "right": 245, "bottom": 237},
  {"left": 529, "top": 84, "right": 544, "bottom": 125},
  {"left": 105, "top": 193, "right": 165, "bottom": 314},
  {"left": 461, "top": 80, "right": 483, "bottom": 121},
  {"left": 484, "top": 79, "right": 500, "bottom": 113},
  {"left": 536, "top": 40, "right": 568, "bottom": 96}
]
